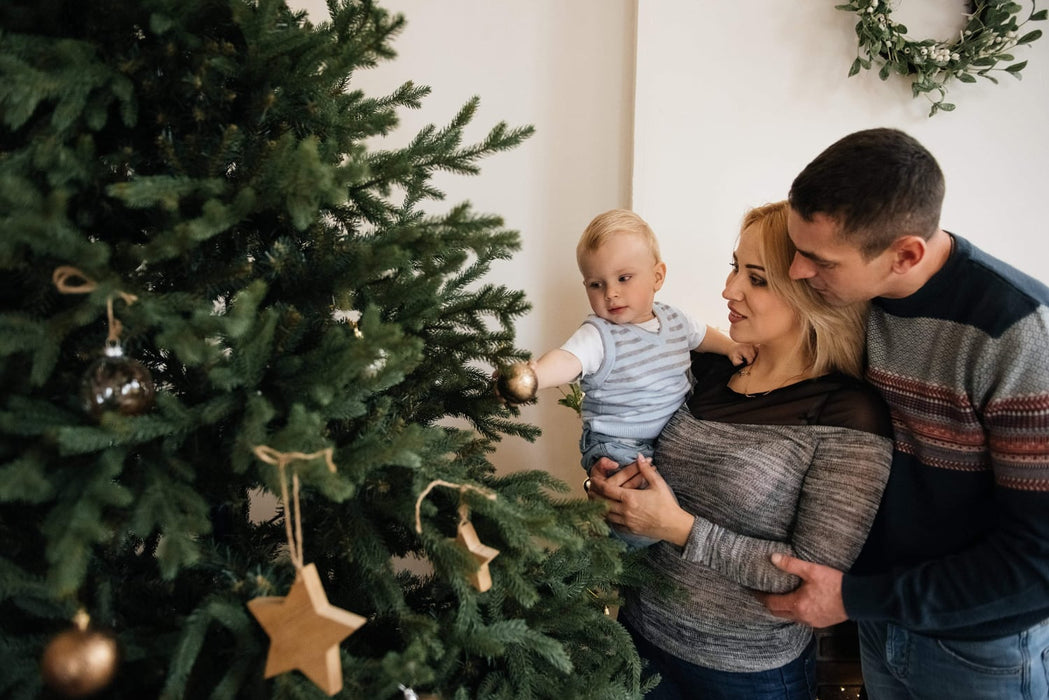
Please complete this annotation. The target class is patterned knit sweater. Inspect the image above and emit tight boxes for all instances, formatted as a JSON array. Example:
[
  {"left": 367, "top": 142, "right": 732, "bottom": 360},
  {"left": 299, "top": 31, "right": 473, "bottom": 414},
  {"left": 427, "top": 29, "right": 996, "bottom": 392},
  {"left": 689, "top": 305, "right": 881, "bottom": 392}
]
[
  {"left": 843, "top": 234, "right": 1049, "bottom": 639},
  {"left": 620, "top": 353, "right": 893, "bottom": 672}
]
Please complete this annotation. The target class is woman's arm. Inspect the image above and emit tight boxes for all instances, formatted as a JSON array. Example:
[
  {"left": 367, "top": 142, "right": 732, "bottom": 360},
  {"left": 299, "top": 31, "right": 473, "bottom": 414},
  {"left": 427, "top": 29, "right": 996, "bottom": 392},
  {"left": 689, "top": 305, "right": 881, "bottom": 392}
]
[
  {"left": 687, "top": 430, "right": 891, "bottom": 593},
  {"left": 595, "top": 430, "right": 892, "bottom": 594}
]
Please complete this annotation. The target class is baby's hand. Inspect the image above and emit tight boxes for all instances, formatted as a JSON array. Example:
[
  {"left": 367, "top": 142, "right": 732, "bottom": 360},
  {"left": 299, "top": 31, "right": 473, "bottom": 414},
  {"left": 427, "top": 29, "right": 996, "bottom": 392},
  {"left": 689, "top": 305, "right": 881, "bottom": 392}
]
[{"left": 730, "top": 343, "right": 756, "bottom": 367}]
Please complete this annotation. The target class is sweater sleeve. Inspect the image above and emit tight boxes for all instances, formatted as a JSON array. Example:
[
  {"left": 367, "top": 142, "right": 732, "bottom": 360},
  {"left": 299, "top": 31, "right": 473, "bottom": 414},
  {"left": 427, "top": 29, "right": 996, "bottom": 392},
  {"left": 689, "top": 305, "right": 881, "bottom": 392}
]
[
  {"left": 843, "top": 488, "right": 1049, "bottom": 633},
  {"left": 681, "top": 428, "right": 892, "bottom": 594}
]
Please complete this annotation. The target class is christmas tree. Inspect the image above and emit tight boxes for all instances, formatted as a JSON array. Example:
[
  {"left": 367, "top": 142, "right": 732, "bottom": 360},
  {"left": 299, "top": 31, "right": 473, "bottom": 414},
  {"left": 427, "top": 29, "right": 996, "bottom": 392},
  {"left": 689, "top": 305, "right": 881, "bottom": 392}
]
[{"left": 0, "top": 0, "right": 645, "bottom": 697}]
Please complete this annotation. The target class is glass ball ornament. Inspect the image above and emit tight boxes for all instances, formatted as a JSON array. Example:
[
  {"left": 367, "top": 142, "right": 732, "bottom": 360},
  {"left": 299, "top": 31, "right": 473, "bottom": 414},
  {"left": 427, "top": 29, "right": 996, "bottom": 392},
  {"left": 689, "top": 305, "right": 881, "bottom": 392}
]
[
  {"left": 80, "top": 342, "right": 156, "bottom": 419},
  {"left": 40, "top": 610, "right": 119, "bottom": 698}
]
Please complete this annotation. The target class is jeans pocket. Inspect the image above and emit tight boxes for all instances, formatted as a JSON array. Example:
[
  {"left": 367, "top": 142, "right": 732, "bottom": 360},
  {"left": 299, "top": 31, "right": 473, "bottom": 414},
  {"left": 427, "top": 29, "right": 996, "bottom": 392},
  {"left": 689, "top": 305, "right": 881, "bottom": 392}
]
[{"left": 935, "top": 634, "right": 1023, "bottom": 675}]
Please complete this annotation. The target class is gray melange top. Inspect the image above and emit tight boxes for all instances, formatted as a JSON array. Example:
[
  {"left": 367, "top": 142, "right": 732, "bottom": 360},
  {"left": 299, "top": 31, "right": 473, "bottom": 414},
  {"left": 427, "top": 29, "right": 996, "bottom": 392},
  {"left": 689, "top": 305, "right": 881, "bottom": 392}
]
[{"left": 620, "top": 353, "right": 893, "bottom": 672}]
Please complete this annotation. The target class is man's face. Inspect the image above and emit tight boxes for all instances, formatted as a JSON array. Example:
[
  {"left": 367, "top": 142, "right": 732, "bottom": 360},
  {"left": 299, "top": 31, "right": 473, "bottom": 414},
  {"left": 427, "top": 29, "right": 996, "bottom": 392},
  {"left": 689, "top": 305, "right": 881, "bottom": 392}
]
[{"left": 786, "top": 208, "right": 895, "bottom": 306}]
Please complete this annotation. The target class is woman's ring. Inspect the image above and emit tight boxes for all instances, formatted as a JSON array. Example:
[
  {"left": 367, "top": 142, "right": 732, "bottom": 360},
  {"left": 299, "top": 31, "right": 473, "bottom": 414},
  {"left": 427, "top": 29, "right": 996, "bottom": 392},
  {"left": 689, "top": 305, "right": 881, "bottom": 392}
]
[{"left": 583, "top": 478, "right": 592, "bottom": 494}]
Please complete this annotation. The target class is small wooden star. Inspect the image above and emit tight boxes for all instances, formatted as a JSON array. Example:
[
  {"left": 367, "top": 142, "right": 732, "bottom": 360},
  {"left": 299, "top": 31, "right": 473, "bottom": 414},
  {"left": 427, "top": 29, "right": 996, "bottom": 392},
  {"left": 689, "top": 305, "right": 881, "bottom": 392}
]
[
  {"left": 247, "top": 563, "right": 366, "bottom": 696},
  {"left": 453, "top": 519, "right": 499, "bottom": 592}
]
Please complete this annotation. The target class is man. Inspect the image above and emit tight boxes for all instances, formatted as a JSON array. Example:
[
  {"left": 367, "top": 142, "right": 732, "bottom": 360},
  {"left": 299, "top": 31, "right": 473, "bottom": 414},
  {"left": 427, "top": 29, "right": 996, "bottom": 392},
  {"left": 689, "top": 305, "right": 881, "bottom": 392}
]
[{"left": 757, "top": 128, "right": 1049, "bottom": 699}]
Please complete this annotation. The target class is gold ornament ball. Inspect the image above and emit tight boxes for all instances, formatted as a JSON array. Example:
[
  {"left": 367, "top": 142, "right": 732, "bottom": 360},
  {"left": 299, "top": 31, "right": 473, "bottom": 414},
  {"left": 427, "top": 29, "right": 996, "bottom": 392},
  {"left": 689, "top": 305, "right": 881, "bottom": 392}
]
[
  {"left": 496, "top": 362, "right": 538, "bottom": 404},
  {"left": 40, "top": 612, "right": 119, "bottom": 698}
]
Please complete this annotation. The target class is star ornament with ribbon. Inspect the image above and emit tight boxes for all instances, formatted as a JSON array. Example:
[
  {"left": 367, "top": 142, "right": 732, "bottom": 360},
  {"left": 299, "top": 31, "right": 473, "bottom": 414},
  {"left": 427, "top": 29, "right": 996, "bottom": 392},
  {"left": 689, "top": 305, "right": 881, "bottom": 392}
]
[
  {"left": 248, "top": 563, "right": 365, "bottom": 695},
  {"left": 247, "top": 446, "right": 367, "bottom": 696},
  {"left": 414, "top": 479, "right": 500, "bottom": 593}
]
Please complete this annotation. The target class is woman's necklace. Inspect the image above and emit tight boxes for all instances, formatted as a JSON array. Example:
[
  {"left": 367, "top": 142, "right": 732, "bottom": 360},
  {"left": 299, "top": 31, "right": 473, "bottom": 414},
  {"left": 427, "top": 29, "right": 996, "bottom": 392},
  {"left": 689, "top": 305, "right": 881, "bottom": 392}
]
[{"left": 735, "top": 361, "right": 809, "bottom": 398}]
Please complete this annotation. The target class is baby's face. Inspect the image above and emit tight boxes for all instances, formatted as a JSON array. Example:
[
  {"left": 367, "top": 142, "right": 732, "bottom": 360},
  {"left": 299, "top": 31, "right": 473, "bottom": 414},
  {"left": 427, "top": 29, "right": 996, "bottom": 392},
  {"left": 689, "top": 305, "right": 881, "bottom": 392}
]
[{"left": 579, "top": 233, "right": 665, "bottom": 325}]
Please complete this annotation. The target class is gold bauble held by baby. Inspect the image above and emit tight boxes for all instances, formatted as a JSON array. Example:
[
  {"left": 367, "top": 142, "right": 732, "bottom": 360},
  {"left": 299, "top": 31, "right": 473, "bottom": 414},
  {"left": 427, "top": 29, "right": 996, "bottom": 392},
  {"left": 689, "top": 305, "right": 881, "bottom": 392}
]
[{"left": 496, "top": 362, "right": 538, "bottom": 404}]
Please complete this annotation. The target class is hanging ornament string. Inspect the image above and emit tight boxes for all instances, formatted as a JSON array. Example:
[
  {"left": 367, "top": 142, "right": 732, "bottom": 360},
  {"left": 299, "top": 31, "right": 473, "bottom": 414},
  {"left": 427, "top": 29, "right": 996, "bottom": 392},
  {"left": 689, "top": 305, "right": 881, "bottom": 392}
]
[
  {"left": 413, "top": 479, "right": 496, "bottom": 535},
  {"left": 252, "top": 446, "right": 337, "bottom": 570},
  {"left": 52, "top": 266, "right": 138, "bottom": 345}
]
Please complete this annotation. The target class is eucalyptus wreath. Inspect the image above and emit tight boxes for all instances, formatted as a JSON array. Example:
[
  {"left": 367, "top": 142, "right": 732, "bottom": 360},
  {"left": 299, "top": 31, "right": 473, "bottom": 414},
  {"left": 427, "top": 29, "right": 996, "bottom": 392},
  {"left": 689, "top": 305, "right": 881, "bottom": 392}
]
[{"left": 837, "top": 0, "right": 1047, "bottom": 115}]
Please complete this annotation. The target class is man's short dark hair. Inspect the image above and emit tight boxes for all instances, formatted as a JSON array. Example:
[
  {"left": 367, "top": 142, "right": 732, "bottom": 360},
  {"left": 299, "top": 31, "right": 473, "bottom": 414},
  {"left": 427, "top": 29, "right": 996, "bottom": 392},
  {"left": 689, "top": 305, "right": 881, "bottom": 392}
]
[{"left": 789, "top": 128, "right": 945, "bottom": 258}]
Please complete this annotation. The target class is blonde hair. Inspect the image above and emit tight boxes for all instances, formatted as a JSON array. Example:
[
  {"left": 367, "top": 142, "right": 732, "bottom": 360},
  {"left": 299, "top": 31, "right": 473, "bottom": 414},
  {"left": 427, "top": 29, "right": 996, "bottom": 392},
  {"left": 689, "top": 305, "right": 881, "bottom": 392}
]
[
  {"left": 576, "top": 209, "right": 661, "bottom": 269},
  {"left": 743, "top": 201, "right": 868, "bottom": 379}
]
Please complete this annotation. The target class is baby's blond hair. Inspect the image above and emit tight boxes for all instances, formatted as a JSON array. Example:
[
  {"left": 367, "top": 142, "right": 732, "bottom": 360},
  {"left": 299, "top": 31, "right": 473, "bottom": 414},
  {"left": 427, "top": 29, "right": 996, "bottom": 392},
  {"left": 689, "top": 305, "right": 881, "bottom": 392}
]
[{"left": 576, "top": 209, "right": 661, "bottom": 270}]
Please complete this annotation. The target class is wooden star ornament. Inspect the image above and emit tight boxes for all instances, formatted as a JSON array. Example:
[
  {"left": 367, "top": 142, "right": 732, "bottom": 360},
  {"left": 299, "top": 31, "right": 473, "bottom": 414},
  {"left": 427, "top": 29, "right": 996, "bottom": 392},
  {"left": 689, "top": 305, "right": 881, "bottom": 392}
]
[
  {"left": 414, "top": 480, "right": 500, "bottom": 593},
  {"left": 247, "top": 563, "right": 366, "bottom": 695},
  {"left": 453, "top": 509, "right": 499, "bottom": 592}
]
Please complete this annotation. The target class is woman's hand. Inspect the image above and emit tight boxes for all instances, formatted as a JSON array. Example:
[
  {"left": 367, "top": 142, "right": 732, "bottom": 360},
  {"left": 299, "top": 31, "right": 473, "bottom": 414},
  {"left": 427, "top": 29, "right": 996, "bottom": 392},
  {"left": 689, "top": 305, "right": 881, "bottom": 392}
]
[
  {"left": 587, "top": 455, "right": 694, "bottom": 547},
  {"left": 589, "top": 456, "right": 648, "bottom": 490}
]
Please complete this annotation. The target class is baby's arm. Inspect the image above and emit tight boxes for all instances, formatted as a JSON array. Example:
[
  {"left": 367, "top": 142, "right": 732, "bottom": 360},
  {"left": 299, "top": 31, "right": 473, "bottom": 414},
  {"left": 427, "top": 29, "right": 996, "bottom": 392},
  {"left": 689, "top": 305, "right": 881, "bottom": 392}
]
[
  {"left": 695, "top": 325, "right": 755, "bottom": 367},
  {"left": 532, "top": 348, "right": 583, "bottom": 389},
  {"left": 494, "top": 349, "right": 582, "bottom": 404}
]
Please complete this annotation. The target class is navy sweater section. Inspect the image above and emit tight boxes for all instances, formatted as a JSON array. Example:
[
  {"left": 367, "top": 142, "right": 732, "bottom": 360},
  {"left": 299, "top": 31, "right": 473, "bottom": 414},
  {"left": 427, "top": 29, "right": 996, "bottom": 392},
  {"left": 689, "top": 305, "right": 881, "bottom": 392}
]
[{"left": 844, "top": 234, "right": 1049, "bottom": 639}]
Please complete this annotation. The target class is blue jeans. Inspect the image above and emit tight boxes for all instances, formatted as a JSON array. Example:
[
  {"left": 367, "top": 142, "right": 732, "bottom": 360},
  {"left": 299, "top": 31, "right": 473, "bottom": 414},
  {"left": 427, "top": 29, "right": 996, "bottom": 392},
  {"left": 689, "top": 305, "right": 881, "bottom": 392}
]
[
  {"left": 579, "top": 427, "right": 655, "bottom": 475},
  {"left": 624, "top": 617, "right": 817, "bottom": 699},
  {"left": 580, "top": 428, "right": 659, "bottom": 548},
  {"left": 858, "top": 619, "right": 1049, "bottom": 699}
]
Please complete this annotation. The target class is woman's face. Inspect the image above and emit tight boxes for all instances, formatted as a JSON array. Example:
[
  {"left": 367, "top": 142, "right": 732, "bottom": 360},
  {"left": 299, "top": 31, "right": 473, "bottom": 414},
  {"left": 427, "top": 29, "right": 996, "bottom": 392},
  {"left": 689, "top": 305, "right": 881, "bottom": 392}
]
[{"left": 722, "top": 224, "right": 802, "bottom": 347}]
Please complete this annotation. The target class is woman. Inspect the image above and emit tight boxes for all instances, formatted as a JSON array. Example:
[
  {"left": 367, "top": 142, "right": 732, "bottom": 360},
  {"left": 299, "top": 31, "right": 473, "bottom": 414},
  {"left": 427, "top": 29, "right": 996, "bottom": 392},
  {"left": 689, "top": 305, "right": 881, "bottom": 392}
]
[{"left": 587, "top": 201, "right": 892, "bottom": 699}]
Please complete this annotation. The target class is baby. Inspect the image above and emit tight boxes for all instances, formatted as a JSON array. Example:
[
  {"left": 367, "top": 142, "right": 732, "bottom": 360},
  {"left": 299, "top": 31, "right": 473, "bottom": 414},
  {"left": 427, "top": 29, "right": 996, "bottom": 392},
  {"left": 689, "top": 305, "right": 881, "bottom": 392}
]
[{"left": 499, "top": 209, "right": 753, "bottom": 547}]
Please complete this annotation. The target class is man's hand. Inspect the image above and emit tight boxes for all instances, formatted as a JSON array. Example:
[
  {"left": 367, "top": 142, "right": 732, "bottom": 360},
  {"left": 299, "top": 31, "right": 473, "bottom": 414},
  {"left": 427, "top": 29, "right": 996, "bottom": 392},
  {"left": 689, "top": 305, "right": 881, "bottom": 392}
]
[{"left": 755, "top": 553, "right": 848, "bottom": 628}]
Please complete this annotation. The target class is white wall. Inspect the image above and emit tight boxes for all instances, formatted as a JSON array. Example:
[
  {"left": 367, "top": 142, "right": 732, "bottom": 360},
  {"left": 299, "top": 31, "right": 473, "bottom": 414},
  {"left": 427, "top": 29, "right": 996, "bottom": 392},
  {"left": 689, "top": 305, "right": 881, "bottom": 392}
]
[
  {"left": 634, "top": 1, "right": 1049, "bottom": 329},
  {"left": 294, "top": 0, "right": 637, "bottom": 492}
]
